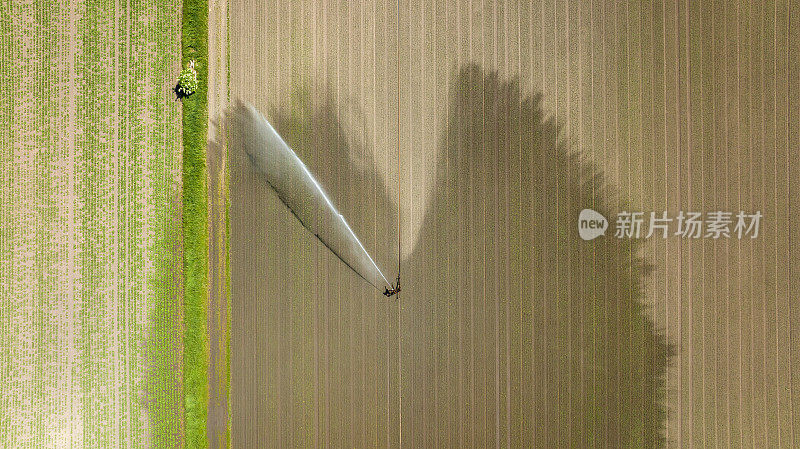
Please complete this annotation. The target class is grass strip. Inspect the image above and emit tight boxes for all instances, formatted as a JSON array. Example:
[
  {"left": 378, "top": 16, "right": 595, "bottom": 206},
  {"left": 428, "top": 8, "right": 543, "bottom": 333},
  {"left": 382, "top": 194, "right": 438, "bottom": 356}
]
[{"left": 182, "top": 0, "right": 210, "bottom": 446}]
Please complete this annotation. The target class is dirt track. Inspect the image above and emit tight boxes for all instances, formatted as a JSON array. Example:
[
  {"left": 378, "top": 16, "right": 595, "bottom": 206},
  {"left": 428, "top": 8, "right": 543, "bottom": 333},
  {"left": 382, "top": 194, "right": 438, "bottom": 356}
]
[{"left": 206, "top": 0, "right": 231, "bottom": 446}]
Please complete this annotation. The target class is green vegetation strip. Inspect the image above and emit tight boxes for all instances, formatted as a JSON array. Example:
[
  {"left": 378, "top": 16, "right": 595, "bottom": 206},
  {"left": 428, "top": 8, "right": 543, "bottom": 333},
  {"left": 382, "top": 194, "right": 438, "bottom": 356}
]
[
  {"left": 182, "top": 0, "right": 210, "bottom": 446},
  {"left": 1, "top": 1, "right": 183, "bottom": 446}
]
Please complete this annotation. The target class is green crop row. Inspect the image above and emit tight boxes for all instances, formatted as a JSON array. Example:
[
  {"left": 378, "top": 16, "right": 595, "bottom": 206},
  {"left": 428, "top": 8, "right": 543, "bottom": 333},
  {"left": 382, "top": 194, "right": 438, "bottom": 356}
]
[
  {"left": 181, "top": 0, "right": 211, "bottom": 446},
  {"left": 0, "top": 0, "right": 183, "bottom": 446}
]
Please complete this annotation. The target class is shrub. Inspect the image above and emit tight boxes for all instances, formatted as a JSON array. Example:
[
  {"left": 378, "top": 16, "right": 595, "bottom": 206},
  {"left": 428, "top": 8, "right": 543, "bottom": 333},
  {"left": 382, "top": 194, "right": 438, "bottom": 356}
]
[{"left": 177, "top": 62, "right": 198, "bottom": 96}]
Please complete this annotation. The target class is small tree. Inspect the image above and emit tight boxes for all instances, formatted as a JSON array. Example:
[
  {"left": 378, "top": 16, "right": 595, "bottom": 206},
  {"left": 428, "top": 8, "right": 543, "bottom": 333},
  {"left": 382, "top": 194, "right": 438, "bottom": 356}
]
[{"left": 176, "top": 60, "right": 198, "bottom": 98}]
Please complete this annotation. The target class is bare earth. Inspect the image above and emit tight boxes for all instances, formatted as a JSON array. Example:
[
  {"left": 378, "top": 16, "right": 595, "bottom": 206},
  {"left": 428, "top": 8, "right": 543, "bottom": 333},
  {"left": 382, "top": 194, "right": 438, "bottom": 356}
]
[
  {"left": 224, "top": 1, "right": 800, "bottom": 448},
  {"left": 206, "top": 0, "right": 231, "bottom": 445}
]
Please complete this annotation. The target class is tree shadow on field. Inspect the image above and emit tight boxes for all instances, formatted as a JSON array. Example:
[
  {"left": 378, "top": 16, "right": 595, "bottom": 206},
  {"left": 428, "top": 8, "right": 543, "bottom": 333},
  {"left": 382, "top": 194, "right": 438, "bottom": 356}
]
[
  {"left": 228, "top": 64, "right": 672, "bottom": 448},
  {"left": 400, "top": 64, "right": 673, "bottom": 448}
]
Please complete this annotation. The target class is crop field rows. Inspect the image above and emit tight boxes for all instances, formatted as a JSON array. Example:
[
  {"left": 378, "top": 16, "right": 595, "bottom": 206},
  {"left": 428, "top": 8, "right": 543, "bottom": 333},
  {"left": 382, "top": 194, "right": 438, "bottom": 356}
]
[
  {"left": 0, "top": 0, "right": 184, "bottom": 447},
  {"left": 228, "top": 0, "right": 800, "bottom": 447}
]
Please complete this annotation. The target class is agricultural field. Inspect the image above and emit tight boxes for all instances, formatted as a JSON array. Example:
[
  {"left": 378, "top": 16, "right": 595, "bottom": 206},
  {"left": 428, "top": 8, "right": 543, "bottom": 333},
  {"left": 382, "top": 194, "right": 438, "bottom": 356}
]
[
  {"left": 0, "top": 1, "right": 185, "bottom": 447},
  {"left": 227, "top": 0, "right": 800, "bottom": 448},
  {"left": 1, "top": 0, "right": 799, "bottom": 448}
]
